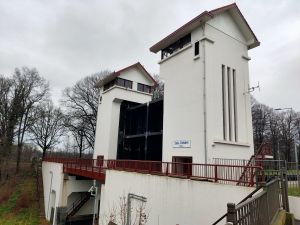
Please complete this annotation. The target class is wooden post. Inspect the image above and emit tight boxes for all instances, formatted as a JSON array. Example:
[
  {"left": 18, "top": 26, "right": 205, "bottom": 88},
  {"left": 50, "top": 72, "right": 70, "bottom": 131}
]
[
  {"left": 214, "top": 165, "right": 218, "bottom": 182},
  {"left": 226, "top": 203, "right": 237, "bottom": 224},
  {"left": 280, "top": 169, "right": 290, "bottom": 212},
  {"left": 166, "top": 163, "right": 169, "bottom": 176}
]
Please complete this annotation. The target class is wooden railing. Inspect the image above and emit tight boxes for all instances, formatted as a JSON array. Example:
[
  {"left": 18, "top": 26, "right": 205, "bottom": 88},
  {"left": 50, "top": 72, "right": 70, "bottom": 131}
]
[
  {"left": 43, "top": 157, "right": 262, "bottom": 186},
  {"left": 225, "top": 179, "right": 282, "bottom": 225}
]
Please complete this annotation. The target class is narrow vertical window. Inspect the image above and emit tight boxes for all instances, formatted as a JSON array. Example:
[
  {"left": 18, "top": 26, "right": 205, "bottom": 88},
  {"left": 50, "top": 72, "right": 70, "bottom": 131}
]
[
  {"left": 194, "top": 41, "right": 199, "bottom": 56},
  {"left": 233, "top": 69, "right": 238, "bottom": 142},
  {"left": 227, "top": 67, "right": 232, "bottom": 142},
  {"left": 222, "top": 65, "right": 227, "bottom": 140}
]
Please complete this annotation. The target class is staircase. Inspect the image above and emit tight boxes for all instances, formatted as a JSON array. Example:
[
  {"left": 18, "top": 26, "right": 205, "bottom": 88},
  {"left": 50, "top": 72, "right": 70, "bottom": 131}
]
[
  {"left": 237, "top": 142, "right": 272, "bottom": 186},
  {"left": 66, "top": 192, "right": 92, "bottom": 220}
]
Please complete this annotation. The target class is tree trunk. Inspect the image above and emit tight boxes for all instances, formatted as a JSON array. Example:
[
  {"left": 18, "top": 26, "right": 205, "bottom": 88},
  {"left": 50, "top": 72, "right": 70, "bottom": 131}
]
[
  {"left": 16, "top": 144, "right": 22, "bottom": 173},
  {"left": 0, "top": 158, "right": 9, "bottom": 183},
  {"left": 42, "top": 147, "right": 47, "bottom": 159}
]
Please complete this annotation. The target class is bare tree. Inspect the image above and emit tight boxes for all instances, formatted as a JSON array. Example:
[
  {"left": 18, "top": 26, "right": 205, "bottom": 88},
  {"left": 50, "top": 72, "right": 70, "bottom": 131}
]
[
  {"left": 61, "top": 71, "right": 110, "bottom": 154},
  {"left": 13, "top": 67, "right": 49, "bottom": 172},
  {"left": 102, "top": 195, "right": 148, "bottom": 225},
  {"left": 0, "top": 76, "right": 17, "bottom": 181},
  {"left": 251, "top": 98, "right": 270, "bottom": 151},
  {"left": 152, "top": 74, "right": 164, "bottom": 100},
  {"left": 29, "top": 101, "right": 64, "bottom": 158}
]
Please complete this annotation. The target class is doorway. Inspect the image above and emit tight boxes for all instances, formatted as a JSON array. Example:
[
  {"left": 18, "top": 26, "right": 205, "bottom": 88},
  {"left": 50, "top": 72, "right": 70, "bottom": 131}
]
[{"left": 172, "top": 156, "right": 193, "bottom": 176}]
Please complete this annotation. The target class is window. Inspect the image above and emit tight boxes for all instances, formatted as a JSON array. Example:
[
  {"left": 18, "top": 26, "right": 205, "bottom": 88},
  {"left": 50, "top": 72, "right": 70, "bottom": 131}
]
[
  {"left": 116, "top": 78, "right": 132, "bottom": 89},
  {"left": 222, "top": 65, "right": 238, "bottom": 142},
  {"left": 138, "top": 83, "right": 152, "bottom": 93},
  {"left": 103, "top": 78, "right": 132, "bottom": 91},
  {"left": 161, "top": 33, "right": 191, "bottom": 60},
  {"left": 194, "top": 41, "right": 199, "bottom": 56},
  {"left": 103, "top": 80, "right": 115, "bottom": 91}
]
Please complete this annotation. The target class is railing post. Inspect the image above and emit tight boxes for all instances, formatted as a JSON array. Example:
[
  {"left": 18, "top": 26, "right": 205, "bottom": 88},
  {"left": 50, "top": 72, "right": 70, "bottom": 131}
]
[
  {"left": 226, "top": 203, "right": 237, "bottom": 225},
  {"left": 187, "top": 164, "right": 191, "bottom": 179},
  {"left": 214, "top": 165, "right": 218, "bottom": 182},
  {"left": 166, "top": 163, "right": 169, "bottom": 176},
  {"left": 280, "top": 169, "right": 290, "bottom": 212},
  {"left": 250, "top": 167, "right": 254, "bottom": 186}
]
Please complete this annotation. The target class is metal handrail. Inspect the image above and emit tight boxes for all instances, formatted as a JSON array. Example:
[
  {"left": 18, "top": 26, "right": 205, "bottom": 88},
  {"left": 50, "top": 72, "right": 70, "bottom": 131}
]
[{"left": 43, "top": 157, "right": 262, "bottom": 186}]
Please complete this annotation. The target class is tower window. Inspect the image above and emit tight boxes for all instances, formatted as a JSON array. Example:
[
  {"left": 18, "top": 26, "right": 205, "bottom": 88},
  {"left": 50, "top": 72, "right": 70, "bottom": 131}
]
[
  {"left": 138, "top": 83, "right": 152, "bottom": 93},
  {"left": 194, "top": 41, "right": 199, "bottom": 56},
  {"left": 103, "top": 77, "right": 132, "bottom": 91},
  {"left": 161, "top": 33, "right": 191, "bottom": 59}
]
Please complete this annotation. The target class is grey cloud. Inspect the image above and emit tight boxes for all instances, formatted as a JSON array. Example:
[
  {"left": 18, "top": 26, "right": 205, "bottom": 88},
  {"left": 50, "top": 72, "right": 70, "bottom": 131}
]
[{"left": 0, "top": 0, "right": 299, "bottom": 110}]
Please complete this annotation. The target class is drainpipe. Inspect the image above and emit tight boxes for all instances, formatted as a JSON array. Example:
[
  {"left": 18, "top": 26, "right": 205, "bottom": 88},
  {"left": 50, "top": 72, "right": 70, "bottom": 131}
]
[
  {"left": 202, "top": 26, "right": 208, "bottom": 164},
  {"left": 47, "top": 171, "right": 53, "bottom": 220},
  {"left": 92, "top": 180, "right": 98, "bottom": 225}
]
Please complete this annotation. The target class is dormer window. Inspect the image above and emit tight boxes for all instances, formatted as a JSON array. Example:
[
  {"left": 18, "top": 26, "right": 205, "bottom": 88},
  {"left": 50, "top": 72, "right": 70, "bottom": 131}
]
[
  {"left": 116, "top": 78, "right": 133, "bottom": 89},
  {"left": 103, "top": 77, "right": 133, "bottom": 91},
  {"left": 137, "top": 83, "right": 152, "bottom": 93},
  {"left": 161, "top": 33, "right": 191, "bottom": 60}
]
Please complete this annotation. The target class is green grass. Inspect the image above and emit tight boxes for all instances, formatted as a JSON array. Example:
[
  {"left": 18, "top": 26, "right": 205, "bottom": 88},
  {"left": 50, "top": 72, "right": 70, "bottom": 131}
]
[
  {"left": 288, "top": 187, "right": 300, "bottom": 197},
  {"left": 0, "top": 166, "right": 49, "bottom": 225},
  {"left": 0, "top": 188, "right": 20, "bottom": 217}
]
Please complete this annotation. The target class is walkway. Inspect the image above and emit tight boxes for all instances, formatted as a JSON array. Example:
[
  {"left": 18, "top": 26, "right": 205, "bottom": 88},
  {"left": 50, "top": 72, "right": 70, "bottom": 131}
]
[{"left": 43, "top": 157, "right": 262, "bottom": 186}]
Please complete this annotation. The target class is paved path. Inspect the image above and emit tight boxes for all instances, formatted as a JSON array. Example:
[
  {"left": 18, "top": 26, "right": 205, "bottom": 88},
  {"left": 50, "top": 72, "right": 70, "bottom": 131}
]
[{"left": 295, "top": 219, "right": 300, "bottom": 225}]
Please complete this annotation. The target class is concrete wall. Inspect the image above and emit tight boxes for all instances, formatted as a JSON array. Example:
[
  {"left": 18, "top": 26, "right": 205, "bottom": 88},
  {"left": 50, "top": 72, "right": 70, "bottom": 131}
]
[
  {"left": 205, "top": 13, "right": 254, "bottom": 161},
  {"left": 42, "top": 162, "right": 64, "bottom": 225},
  {"left": 62, "top": 178, "right": 95, "bottom": 216},
  {"left": 159, "top": 27, "right": 205, "bottom": 163},
  {"left": 119, "top": 67, "right": 154, "bottom": 91},
  {"left": 43, "top": 162, "right": 97, "bottom": 223},
  {"left": 289, "top": 196, "right": 300, "bottom": 220},
  {"left": 94, "top": 77, "right": 152, "bottom": 160},
  {"left": 99, "top": 170, "right": 254, "bottom": 225},
  {"left": 159, "top": 11, "right": 254, "bottom": 164},
  {"left": 92, "top": 66, "right": 158, "bottom": 218}
]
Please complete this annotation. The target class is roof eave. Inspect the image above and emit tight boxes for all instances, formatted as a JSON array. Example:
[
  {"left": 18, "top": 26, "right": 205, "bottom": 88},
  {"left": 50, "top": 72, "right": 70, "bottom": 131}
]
[
  {"left": 149, "top": 12, "right": 212, "bottom": 53},
  {"left": 248, "top": 41, "right": 260, "bottom": 50}
]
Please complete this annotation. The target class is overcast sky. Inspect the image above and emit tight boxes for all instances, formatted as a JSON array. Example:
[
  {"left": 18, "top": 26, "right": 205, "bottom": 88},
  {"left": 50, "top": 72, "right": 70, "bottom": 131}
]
[{"left": 0, "top": 0, "right": 299, "bottom": 110}]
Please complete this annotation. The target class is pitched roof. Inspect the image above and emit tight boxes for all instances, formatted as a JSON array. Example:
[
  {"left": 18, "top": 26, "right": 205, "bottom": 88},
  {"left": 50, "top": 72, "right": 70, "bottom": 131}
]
[
  {"left": 95, "top": 62, "right": 157, "bottom": 88},
  {"left": 150, "top": 3, "right": 260, "bottom": 53}
]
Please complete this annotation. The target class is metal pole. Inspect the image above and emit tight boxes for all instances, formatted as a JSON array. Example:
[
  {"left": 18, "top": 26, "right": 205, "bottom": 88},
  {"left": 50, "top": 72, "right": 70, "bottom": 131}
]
[
  {"left": 294, "top": 138, "right": 300, "bottom": 192},
  {"left": 92, "top": 181, "right": 98, "bottom": 225}
]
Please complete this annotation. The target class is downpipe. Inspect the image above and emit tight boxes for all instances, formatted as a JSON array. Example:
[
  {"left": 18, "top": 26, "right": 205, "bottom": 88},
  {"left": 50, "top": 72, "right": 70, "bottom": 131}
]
[
  {"left": 202, "top": 26, "right": 208, "bottom": 165},
  {"left": 91, "top": 180, "right": 98, "bottom": 225}
]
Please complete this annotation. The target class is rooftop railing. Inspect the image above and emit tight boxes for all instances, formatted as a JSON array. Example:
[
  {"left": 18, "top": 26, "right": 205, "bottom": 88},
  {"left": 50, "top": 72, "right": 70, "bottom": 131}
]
[{"left": 43, "top": 157, "right": 262, "bottom": 186}]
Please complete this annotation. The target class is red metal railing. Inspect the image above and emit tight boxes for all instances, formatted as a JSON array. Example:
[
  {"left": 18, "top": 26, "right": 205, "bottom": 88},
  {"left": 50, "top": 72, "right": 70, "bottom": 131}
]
[{"left": 43, "top": 157, "right": 262, "bottom": 186}]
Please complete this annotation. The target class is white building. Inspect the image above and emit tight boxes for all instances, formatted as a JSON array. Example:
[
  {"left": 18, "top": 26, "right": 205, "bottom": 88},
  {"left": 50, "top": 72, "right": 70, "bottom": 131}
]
[{"left": 42, "top": 3, "right": 263, "bottom": 225}]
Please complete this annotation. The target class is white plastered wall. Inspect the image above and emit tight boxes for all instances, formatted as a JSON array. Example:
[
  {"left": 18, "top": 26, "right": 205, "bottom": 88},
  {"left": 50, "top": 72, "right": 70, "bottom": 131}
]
[
  {"left": 99, "top": 170, "right": 254, "bottom": 225},
  {"left": 160, "top": 26, "right": 205, "bottom": 163},
  {"left": 93, "top": 67, "right": 153, "bottom": 160},
  {"left": 159, "top": 11, "right": 254, "bottom": 164},
  {"left": 62, "top": 178, "right": 95, "bottom": 216},
  {"left": 42, "top": 162, "right": 64, "bottom": 225},
  {"left": 289, "top": 196, "right": 300, "bottom": 220},
  {"left": 204, "top": 12, "right": 254, "bottom": 161}
]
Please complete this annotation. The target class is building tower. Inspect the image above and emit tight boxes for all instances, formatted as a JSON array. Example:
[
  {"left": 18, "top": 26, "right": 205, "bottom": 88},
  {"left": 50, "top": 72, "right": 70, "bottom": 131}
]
[
  {"left": 150, "top": 3, "right": 260, "bottom": 164},
  {"left": 93, "top": 62, "right": 157, "bottom": 160}
]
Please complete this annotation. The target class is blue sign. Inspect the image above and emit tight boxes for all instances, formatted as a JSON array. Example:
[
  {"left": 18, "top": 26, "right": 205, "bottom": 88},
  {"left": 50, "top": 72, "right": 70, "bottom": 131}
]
[{"left": 173, "top": 140, "right": 191, "bottom": 148}]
